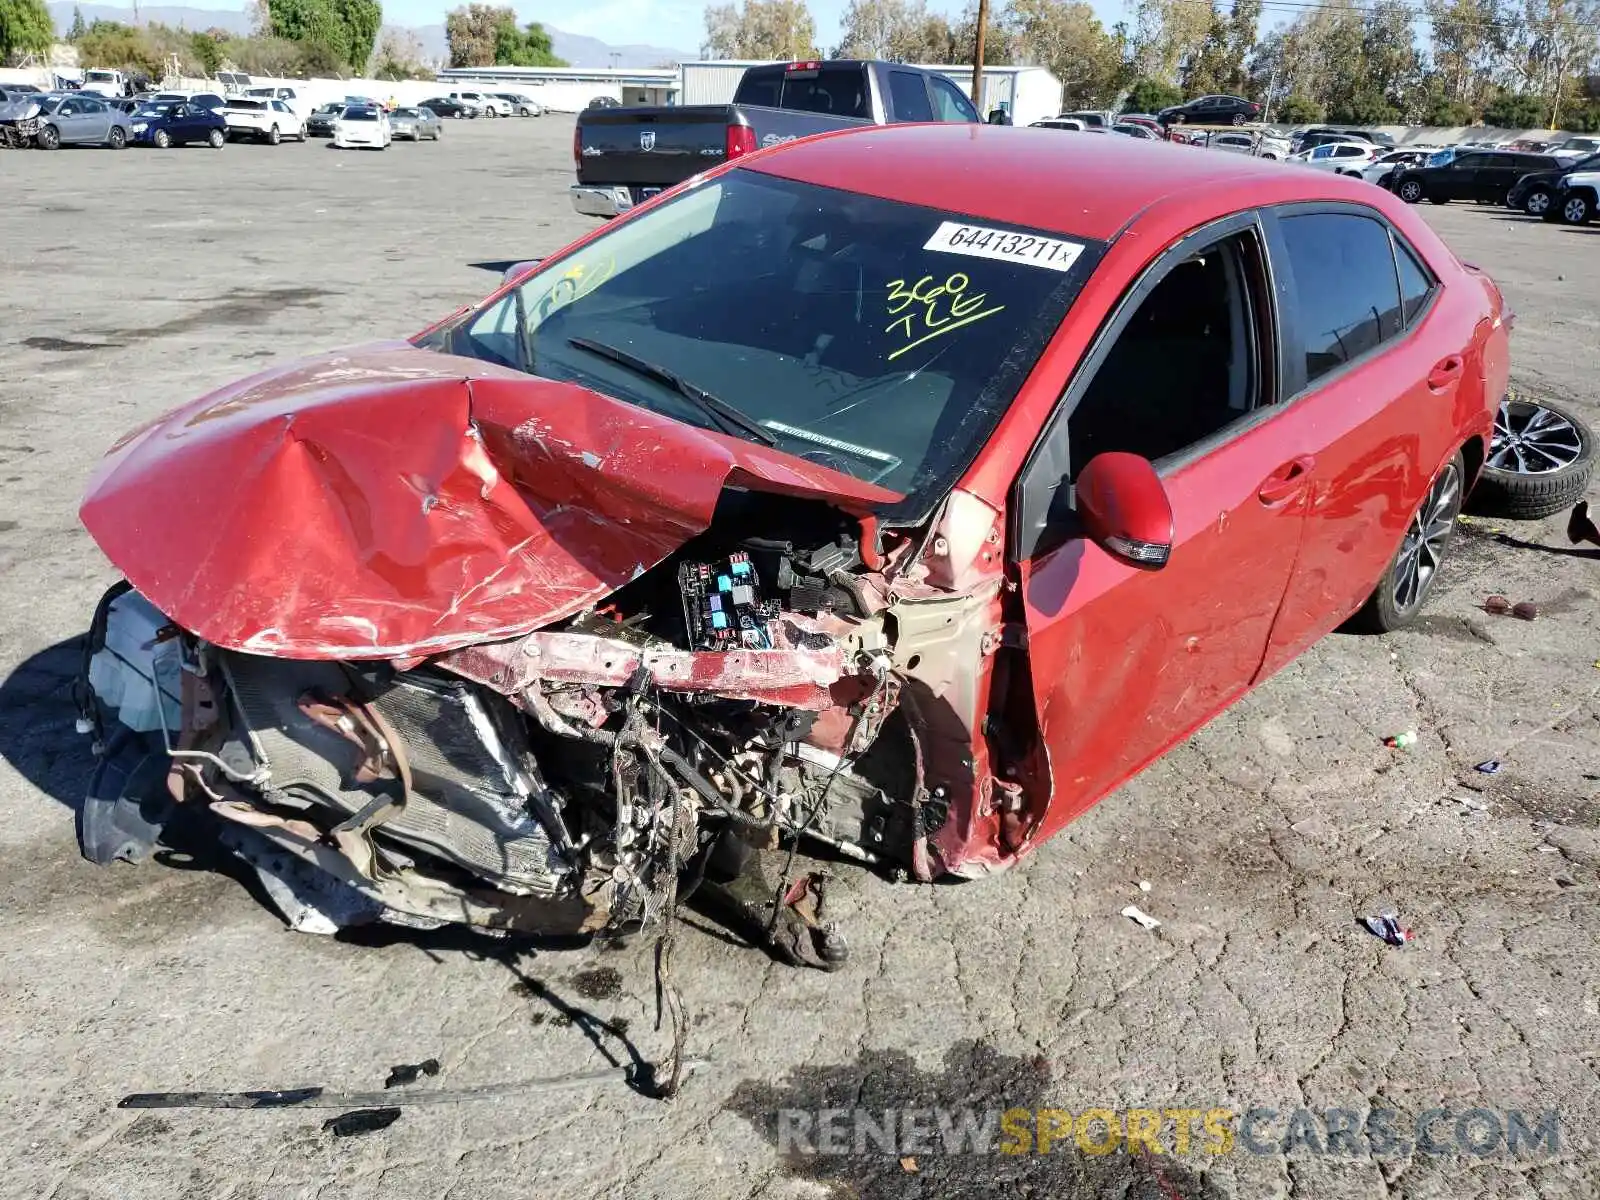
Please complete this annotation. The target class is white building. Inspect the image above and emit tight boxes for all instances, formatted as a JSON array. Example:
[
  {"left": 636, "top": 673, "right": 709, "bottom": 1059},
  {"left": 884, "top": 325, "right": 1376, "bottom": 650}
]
[
  {"left": 435, "top": 66, "right": 679, "bottom": 113},
  {"left": 677, "top": 60, "right": 1063, "bottom": 128}
]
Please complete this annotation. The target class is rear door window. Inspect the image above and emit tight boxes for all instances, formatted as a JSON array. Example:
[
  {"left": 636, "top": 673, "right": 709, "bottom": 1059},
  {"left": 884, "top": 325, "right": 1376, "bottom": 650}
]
[
  {"left": 888, "top": 70, "right": 933, "bottom": 122},
  {"left": 1276, "top": 212, "right": 1405, "bottom": 385}
]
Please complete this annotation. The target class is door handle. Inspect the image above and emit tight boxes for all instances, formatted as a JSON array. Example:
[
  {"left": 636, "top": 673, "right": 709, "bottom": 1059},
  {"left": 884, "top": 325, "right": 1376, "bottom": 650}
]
[
  {"left": 1258, "top": 456, "right": 1315, "bottom": 506},
  {"left": 1428, "top": 355, "right": 1464, "bottom": 391}
]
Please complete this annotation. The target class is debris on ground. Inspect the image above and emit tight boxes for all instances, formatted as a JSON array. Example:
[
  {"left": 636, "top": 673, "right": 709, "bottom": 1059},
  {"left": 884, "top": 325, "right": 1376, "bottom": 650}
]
[
  {"left": 323, "top": 1108, "right": 402, "bottom": 1137},
  {"left": 1384, "top": 731, "right": 1417, "bottom": 749},
  {"left": 1450, "top": 793, "right": 1491, "bottom": 812},
  {"left": 1475, "top": 760, "right": 1504, "bottom": 774},
  {"left": 900, "top": 1156, "right": 919, "bottom": 1173},
  {"left": 1483, "top": 595, "right": 1538, "bottom": 620},
  {"left": 1568, "top": 500, "right": 1600, "bottom": 548},
  {"left": 1121, "top": 905, "right": 1162, "bottom": 931},
  {"left": 1359, "top": 913, "right": 1413, "bottom": 946},
  {"left": 384, "top": 1059, "right": 441, "bottom": 1089},
  {"left": 1138, "top": 880, "right": 1152, "bottom": 893}
]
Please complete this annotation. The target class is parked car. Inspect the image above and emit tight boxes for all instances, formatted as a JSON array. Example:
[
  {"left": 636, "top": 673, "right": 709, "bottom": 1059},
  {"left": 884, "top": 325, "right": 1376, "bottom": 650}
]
[
  {"left": 1157, "top": 94, "right": 1261, "bottom": 125},
  {"left": 1115, "top": 113, "right": 1163, "bottom": 135},
  {"left": 78, "top": 68, "right": 129, "bottom": 98},
  {"left": 304, "top": 102, "right": 343, "bottom": 137},
  {"left": 1290, "top": 141, "right": 1380, "bottom": 174},
  {"left": 222, "top": 96, "right": 304, "bottom": 144},
  {"left": 389, "top": 106, "right": 442, "bottom": 141},
  {"left": 1202, "top": 130, "right": 1289, "bottom": 158},
  {"left": 1554, "top": 171, "right": 1598, "bottom": 224},
  {"left": 420, "top": 96, "right": 476, "bottom": 120},
  {"left": 492, "top": 92, "right": 542, "bottom": 116},
  {"left": 244, "top": 85, "right": 308, "bottom": 118},
  {"left": 75, "top": 124, "right": 1528, "bottom": 971},
  {"left": 573, "top": 59, "right": 981, "bottom": 218},
  {"left": 1112, "top": 122, "right": 1159, "bottom": 139},
  {"left": 150, "top": 90, "right": 225, "bottom": 112},
  {"left": 1362, "top": 149, "right": 1428, "bottom": 186},
  {"left": 1031, "top": 117, "right": 1088, "bottom": 131},
  {"left": 1552, "top": 136, "right": 1600, "bottom": 162},
  {"left": 1295, "top": 125, "right": 1395, "bottom": 149},
  {"left": 586, "top": 95, "right": 620, "bottom": 110},
  {"left": 106, "top": 97, "right": 141, "bottom": 115},
  {"left": 1507, "top": 152, "right": 1600, "bottom": 216},
  {"left": 31, "top": 93, "right": 133, "bottom": 149},
  {"left": 447, "top": 90, "right": 500, "bottom": 116},
  {"left": 331, "top": 105, "right": 390, "bottom": 150},
  {"left": 1056, "top": 109, "right": 1110, "bottom": 128},
  {"left": 1391, "top": 150, "right": 1564, "bottom": 205},
  {"left": 129, "top": 101, "right": 227, "bottom": 148}
]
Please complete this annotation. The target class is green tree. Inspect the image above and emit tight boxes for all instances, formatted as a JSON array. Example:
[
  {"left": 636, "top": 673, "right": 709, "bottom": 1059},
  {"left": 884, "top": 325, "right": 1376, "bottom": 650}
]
[
  {"left": 1276, "top": 92, "right": 1322, "bottom": 122},
  {"left": 334, "top": 0, "right": 381, "bottom": 70},
  {"left": 1004, "top": 0, "right": 1126, "bottom": 108},
  {"left": 494, "top": 14, "right": 563, "bottom": 65},
  {"left": 702, "top": 0, "right": 818, "bottom": 59},
  {"left": 1123, "top": 76, "right": 1182, "bottom": 112},
  {"left": 445, "top": 3, "right": 500, "bottom": 66},
  {"left": 265, "top": 0, "right": 350, "bottom": 66},
  {"left": 836, "top": 0, "right": 943, "bottom": 59},
  {"left": 190, "top": 29, "right": 225, "bottom": 73},
  {"left": 0, "top": 0, "right": 54, "bottom": 59},
  {"left": 1482, "top": 88, "right": 1544, "bottom": 126},
  {"left": 76, "top": 20, "right": 163, "bottom": 75},
  {"left": 68, "top": 4, "right": 86, "bottom": 39}
]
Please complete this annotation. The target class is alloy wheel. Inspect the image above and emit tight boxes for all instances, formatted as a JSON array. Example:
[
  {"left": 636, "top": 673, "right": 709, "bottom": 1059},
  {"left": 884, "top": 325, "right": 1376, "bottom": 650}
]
[
  {"left": 1393, "top": 461, "right": 1462, "bottom": 613},
  {"left": 1489, "top": 397, "right": 1585, "bottom": 474},
  {"left": 1399, "top": 180, "right": 1422, "bottom": 202},
  {"left": 1563, "top": 195, "right": 1590, "bottom": 223},
  {"left": 1525, "top": 190, "right": 1550, "bottom": 215}
]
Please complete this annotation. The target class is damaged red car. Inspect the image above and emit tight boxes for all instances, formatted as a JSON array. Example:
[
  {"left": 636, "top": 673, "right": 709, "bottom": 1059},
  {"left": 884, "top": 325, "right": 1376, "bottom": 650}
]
[{"left": 76, "top": 126, "right": 1509, "bottom": 966}]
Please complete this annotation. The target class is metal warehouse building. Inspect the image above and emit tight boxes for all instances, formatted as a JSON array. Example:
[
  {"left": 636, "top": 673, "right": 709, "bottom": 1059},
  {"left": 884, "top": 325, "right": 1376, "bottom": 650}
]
[
  {"left": 436, "top": 66, "right": 679, "bottom": 112},
  {"left": 678, "top": 61, "right": 1063, "bottom": 128}
]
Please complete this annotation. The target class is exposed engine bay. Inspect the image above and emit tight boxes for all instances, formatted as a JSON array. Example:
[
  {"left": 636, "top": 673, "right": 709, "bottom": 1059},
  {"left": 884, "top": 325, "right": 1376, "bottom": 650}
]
[{"left": 77, "top": 485, "right": 1012, "bottom": 973}]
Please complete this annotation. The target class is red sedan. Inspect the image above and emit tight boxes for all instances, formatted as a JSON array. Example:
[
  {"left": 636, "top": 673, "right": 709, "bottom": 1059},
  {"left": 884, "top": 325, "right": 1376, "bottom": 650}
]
[{"left": 76, "top": 126, "right": 1508, "bottom": 966}]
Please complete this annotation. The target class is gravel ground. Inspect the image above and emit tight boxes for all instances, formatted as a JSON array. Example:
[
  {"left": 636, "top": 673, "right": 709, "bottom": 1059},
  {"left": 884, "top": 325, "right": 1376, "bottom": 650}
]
[{"left": 1, "top": 120, "right": 1597, "bottom": 1200}]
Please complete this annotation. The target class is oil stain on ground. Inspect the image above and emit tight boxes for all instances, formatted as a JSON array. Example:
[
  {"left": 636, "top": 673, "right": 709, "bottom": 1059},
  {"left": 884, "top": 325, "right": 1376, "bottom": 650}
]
[
  {"left": 571, "top": 966, "right": 623, "bottom": 1001},
  {"left": 726, "top": 1040, "right": 1226, "bottom": 1199}
]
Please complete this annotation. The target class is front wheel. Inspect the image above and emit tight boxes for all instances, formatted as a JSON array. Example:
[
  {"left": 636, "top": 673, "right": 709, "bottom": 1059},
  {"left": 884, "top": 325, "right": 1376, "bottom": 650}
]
[
  {"left": 1523, "top": 187, "right": 1552, "bottom": 216},
  {"left": 208, "top": 128, "right": 224, "bottom": 149},
  {"left": 153, "top": 128, "right": 171, "bottom": 149},
  {"left": 1231, "top": 112, "right": 1246, "bottom": 125},
  {"left": 267, "top": 124, "right": 280, "bottom": 145},
  {"left": 36, "top": 123, "right": 60, "bottom": 150},
  {"left": 518, "top": 106, "right": 531, "bottom": 116},
  {"left": 1398, "top": 179, "right": 1423, "bottom": 203},
  {"left": 1561, "top": 193, "right": 1592, "bottom": 225},
  {"left": 1348, "top": 451, "right": 1465, "bottom": 633},
  {"left": 108, "top": 125, "right": 126, "bottom": 149}
]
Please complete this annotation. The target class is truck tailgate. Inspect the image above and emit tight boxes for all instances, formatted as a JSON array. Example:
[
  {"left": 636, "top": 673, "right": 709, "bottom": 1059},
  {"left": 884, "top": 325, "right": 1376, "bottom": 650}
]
[{"left": 576, "top": 105, "right": 733, "bottom": 187}]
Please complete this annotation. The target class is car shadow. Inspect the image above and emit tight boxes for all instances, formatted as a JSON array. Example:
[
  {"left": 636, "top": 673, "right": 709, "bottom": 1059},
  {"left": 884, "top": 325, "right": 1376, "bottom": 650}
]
[
  {"left": 0, "top": 634, "right": 91, "bottom": 812},
  {"left": 1484, "top": 530, "right": 1600, "bottom": 558},
  {"left": 467, "top": 260, "right": 529, "bottom": 275}
]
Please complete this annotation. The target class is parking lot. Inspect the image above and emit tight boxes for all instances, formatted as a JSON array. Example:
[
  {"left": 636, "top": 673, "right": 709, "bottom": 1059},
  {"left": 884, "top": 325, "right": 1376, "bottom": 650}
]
[{"left": 2, "top": 118, "right": 1598, "bottom": 1199}]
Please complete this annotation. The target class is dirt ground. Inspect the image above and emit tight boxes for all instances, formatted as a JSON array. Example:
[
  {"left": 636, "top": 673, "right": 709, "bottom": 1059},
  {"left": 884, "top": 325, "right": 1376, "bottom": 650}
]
[{"left": 1, "top": 121, "right": 1597, "bottom": 1200}]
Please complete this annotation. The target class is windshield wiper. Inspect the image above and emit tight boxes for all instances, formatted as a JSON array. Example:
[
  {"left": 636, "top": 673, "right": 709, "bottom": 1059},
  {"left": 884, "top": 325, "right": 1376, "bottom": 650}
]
[{"left": 567, "top": 336, "right": 775, "bottom": 447}]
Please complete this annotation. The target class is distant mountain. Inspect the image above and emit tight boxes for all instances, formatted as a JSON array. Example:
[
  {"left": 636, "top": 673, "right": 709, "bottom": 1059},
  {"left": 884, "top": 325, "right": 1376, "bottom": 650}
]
[{"left": 46, "top": 4, "right": 689, "bottom": 69}]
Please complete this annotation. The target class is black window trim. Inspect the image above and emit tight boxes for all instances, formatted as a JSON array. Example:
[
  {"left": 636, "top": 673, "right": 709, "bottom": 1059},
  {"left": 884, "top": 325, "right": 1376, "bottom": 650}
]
[
  {"left": 1261, "top": 200, "right": 1438, "bottom": 404},
  {"left": 1010, "top": 209, "right": 1283, "bottom": 562}
]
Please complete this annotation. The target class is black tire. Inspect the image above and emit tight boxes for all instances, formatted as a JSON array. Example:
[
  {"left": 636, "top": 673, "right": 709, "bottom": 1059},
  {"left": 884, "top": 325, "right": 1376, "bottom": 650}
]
[
  {"left": 267, "top": 123, "right": 280, "bottom": 145},
  {"left": 1560, "top": 192, "right": 1592, "bottom": 225},
  {"left": 1523, "top": 186, "right": 1552, "bottom": 216},
  {"left": 1398, "top": 178, "right": 1423, "bottom": 203},
  {"left": 1348, "top": 450, "right": 1466, "bottom": 633},
  {"left": 36, "top": 123, "right": 60, "bottom": 150},
  {"left": 208, "top": 128, "right": 224, "bottom": 149},
  {"left": 1231, "top": 112, "right": 1246, "bottom": 125},
  {"left": 1469, "top": 396, "right": 1596, "bottom": 520},
  {"left": 108, "top": 125, "right": 126, "bottom": 149},
  {"left": 153, "top": 128, "right": 171, "bottom": 149}
]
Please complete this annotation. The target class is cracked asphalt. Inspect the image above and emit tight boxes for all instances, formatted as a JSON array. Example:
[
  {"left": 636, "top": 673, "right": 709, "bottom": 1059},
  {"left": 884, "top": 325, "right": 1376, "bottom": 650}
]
[{"left": 1, "top": 120, "right": 1597, "bottom": 1199}]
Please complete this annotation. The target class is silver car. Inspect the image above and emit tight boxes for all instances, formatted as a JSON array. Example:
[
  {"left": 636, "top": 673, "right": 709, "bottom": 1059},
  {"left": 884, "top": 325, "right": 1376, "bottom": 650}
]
[
  {"left": 32, "top": 93, "right": 134, "bottom": 149},
  {"left": 388, "top": 105, "right": 442, "bottom": 142}
]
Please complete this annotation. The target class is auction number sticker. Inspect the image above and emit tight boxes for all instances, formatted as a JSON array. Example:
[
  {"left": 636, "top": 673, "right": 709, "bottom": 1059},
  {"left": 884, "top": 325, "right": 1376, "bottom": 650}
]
[{"left": 923, "top": 222, "right": 1084, "bottom": 272}]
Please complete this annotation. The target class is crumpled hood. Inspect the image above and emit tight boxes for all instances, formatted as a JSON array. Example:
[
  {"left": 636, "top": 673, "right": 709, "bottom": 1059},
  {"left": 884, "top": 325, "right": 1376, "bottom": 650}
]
[{"left": 80, "top": 343, "right": 900, "bottom": 659}]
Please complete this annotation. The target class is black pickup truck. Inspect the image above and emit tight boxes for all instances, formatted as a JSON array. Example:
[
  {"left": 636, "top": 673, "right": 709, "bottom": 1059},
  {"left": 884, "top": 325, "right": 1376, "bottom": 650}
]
[{"left": 571, "top": 59, "right": 981, "bottom": 217}]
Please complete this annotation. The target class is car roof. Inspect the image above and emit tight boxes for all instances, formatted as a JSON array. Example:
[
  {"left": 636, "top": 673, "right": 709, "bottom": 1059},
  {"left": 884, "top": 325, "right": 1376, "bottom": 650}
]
[{"left": 745, "top": 123, "right": 1378, "bottom": 241}]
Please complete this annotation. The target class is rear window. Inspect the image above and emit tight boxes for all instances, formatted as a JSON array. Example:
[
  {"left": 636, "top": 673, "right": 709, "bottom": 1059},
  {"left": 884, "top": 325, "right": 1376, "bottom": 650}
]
[
  {"left": 436, "top": 169, "right": 1104, "bottom": 520},
  {"left": 343, "top": 109, "right": 378, "bottom": 121},
  {"left": 734, "top": 65, "right": 871, "bottom": 120}
]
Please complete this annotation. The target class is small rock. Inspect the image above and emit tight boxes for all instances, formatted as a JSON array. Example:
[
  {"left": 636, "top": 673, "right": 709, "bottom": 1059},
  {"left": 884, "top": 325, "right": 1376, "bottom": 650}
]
[
  {"left": 1138, "top": 880, "right": 1152, "bottom": 892},
  {"left": 1122, "top": 904, "right": 1161, "bottom": 931}
]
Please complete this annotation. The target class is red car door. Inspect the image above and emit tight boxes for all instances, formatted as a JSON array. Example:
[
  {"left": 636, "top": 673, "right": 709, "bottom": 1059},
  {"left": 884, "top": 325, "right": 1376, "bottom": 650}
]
[
  {"left": 1010, "top": 215, "right": 1312, "bottom": 844},
  {"left": 1253, "top": 206, "right": 1473, "bottom": 674}
]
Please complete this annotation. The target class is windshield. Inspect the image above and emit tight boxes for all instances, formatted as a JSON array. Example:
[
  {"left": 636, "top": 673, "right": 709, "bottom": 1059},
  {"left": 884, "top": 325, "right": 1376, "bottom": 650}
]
[
  {"left": 1426, "top": 148, "right": 1456, "bottom": 167},
  {"left": 86, "top": 71, "right": 116, "bottom": 81},
  {"left": 428, "top": 170, "right": 1103, "bottom": 519}
]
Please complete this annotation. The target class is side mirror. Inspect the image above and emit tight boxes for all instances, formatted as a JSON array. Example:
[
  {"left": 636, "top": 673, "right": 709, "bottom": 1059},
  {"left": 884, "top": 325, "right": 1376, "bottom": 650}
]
[
  {"left": 502, "top": 259, "right": 542, "bottom": 286},
  {"left": 1074, "top": 451, "right": 1173, "bottom": 569}
]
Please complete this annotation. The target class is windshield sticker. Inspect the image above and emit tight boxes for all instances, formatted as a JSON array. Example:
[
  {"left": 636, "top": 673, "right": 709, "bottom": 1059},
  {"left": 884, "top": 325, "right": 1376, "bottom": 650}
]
[
  {"left": 923, "top": 222, "right": 1084, "bottom": 272},
  {"left": 884, "top": 273, "right": 1005, "bottom": 362},
  {"left": 529, "top": 256, "right": 615, "bottom": 325}
]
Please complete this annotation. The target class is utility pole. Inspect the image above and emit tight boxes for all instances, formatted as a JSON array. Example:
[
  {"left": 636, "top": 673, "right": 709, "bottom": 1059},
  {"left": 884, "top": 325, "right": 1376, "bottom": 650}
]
[{"left": 971, "top": 0, "right": 987, "bottom": 117}]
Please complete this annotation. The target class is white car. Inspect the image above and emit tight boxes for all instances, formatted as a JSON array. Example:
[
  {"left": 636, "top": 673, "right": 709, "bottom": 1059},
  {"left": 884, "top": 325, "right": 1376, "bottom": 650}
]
[
  {"left": 448, "top": 90, "right": 506, "bottom": 117},
  {"left": 1290, "top": 141, "right": 1379, "bottom": 175},
  {"left": 1359, "top": 149, "right": 1428, "bottom": 184},
  {"left": 79, "top": 69, "right": 128, "bottom": 98},
  {"left": 1556, "top": 171, "right": 1599, "bottom": 224},
  {"left": 331, "top": 105, "right": 390, "bottom": 149},
  {"left": 244, "top": 85, "right": 309, "bottom": 119},
  {"left": 223, "top": 97, "right": 304, "bottom": 144}
]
